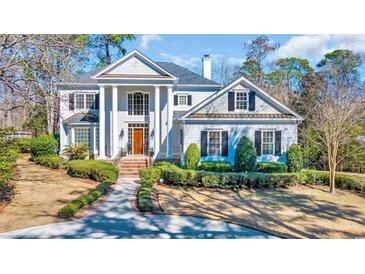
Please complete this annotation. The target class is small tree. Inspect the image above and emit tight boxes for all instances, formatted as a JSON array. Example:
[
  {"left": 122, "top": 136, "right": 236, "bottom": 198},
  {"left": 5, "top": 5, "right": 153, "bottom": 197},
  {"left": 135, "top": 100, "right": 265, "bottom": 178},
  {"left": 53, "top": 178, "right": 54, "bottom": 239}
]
[
  {"left": 286, "top": 144, "right": 303, "bottom": 172},
  {"left": 184, "top": 144, "right": 200, "bottom": 170},
  {"left": 235, "top": 137, "right": 257, "bottom": 172}
]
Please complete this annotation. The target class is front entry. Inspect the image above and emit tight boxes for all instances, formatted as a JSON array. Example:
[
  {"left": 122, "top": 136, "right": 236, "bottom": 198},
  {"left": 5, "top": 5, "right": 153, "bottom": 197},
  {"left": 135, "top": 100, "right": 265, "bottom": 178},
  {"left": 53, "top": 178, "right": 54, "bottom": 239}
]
[{"left": 133, "top": 128, "right": 143, "bottom": 154}]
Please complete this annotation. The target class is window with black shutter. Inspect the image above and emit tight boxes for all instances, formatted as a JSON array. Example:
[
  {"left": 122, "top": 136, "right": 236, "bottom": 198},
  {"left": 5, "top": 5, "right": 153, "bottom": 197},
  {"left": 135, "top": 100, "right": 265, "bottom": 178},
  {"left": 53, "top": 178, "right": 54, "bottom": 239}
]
[
  {"left": 275, "top": 130, "right": 282, "bottom": 156},
  {"left": 228, "top": 91, "right": 235, "bottom": 111},
  {"left": 174, "top": 95, "right": 178, "bottom": 106},
  {"left": 69, "top": 93, "right": 74, "bottom": 110},
  {"left": 201, "top": 131, "right": 207, "bottom": 157},
  {"left": 255, "top": 131, "right": 262, "bottom": 156},
  {"left": 187, "top": 95, "right": 192, "bottom": 106},
  {"left": 221, "top": 131, "right": 228, "bottom": 157},
  {"left": 249, "top": 91, "right": 256, "bottom": 111}
]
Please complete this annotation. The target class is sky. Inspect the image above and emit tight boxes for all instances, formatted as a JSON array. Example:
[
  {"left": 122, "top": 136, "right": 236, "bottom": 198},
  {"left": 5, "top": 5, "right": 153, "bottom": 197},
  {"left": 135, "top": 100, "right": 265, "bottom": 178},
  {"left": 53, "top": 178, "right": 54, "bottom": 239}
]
[{"left": 94, "top": 34, "right": 365, "bottom": 82}]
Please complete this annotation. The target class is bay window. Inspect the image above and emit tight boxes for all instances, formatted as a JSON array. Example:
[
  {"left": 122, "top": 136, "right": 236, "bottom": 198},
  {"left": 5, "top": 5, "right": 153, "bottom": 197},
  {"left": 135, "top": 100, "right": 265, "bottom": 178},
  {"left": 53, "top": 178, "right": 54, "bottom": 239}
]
[{"left": 74, "top": 128, "right": 90, "bottom": 148}]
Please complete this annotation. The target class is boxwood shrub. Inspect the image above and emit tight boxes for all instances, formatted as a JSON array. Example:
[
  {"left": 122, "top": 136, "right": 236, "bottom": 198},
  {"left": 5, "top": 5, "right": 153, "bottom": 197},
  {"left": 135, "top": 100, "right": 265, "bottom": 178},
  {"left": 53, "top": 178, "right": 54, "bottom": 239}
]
[
  {"left": 235, "top": 136, "right": 257, "bottom": 172},
  {"left": 184, "top": 143, "right": 200, "bottom": 170},
  {"left": 30, "top": 134, "right": 58, "bottom": 158},
  {"left": 15, "top": 138, "right": 31, "bottom": 153},
  {"left": 33, "top": 155, "right": 66, "bottom": 169},
  {"left": 58, "top": 181, "right": 113, "bottom": 218},
  {"left": 199, "top": 161, "right": 233, "bottom": 172},
  {"left": 68, "top": 160, "right": 118, "bottom": 182},
  {"left": 287, "top": 144, "right": 303, "bottom": 172},
  {"left": 256, "top": 162, "right": 288, "bottom": 173}
]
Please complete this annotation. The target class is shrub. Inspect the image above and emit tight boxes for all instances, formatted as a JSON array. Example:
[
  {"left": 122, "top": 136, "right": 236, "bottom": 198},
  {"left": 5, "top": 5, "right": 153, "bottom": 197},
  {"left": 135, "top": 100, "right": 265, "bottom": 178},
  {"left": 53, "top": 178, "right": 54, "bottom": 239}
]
[
  {"left": 235, "top": 136, "right": 257, "bottom": 172},
  {"left": 199, "top": 161, "right": 233, "bottom": 172},
  {"left": 15, "top": 138, "right": 31, "bottom": 153},
  {"left": 140, "top": 167, "right": 162, "bottom": 181},
  {"left": 68, "top": 160, "right": 119, "bottom": 182},
  {"left": 30, "top": 134, "right": 58, "bottom": 158},
  {"left": 58, "top": 181, "right": 113, "bottom": 219},
  {"left": 137, "top": 179, "right": 154, "bottom": 212},
  {"left": 184, "top": 143, "right": 200, "bottom": 170},
  {"left": 33, "top": 155, "right": 66, "bottom": 169},
  {"left": 256, "top": 162, "right": 288, "bottom": 173},
  {"left": 298, "top": 170, "right": 359, "bottom": 190},
  {"left": 63, "top": 143, "right": 89, "bottom": 160},
  {"left": 287, "top": 144, "right": 303, "bottom": 172}
]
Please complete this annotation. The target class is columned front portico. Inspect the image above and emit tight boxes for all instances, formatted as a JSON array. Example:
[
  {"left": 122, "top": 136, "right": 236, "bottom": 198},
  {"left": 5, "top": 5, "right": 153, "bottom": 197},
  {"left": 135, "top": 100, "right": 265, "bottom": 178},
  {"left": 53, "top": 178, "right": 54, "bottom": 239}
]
[{"left": 97, "top": 84, "right": 174, "bottom": 160}]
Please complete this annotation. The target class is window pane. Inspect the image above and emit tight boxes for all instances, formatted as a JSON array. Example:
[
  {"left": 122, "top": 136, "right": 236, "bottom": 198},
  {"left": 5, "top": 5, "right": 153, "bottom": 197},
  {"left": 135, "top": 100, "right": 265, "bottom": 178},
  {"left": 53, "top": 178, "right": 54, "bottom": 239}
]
[
  {"left": 236, "top": 92, "right": 247, "bottom": 110},
  {"left": 208, "top": 131, "right": 221, "bottom": 156},
  {"left": 75, "top": 94, "right": 84, "bottom": 109},
  {"left": 85, "top": 94, "right": 95, "bottom": 109},
  {"left": 74, "top": 128, "right": 90, "bottom": 148},
  {"left": 144, "top": 94, "right": 149, "bottom": 115},
  {"left": 178, "top": 95, "right": 187, "bottom": 105},
  {"left": 262, "top": 131, "right": 274, "bottom": 155}
]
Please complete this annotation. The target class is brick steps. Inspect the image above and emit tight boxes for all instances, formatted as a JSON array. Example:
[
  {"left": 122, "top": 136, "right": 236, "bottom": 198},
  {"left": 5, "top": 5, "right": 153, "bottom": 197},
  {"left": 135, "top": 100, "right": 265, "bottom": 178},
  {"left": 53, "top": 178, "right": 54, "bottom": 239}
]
[{"left": 118, "top": 156, "right": 149, "bottom": 178}]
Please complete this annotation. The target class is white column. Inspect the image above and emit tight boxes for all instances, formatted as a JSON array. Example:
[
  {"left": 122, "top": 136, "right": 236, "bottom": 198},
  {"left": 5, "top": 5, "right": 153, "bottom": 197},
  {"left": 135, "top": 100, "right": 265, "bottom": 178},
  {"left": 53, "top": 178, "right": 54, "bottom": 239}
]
[
  {"left": 112, "top": 86, "right": 118, "bottom": 157},
  {"left": 154, "top": 86, "right": 160, "bottom": 159},
  {"left": 98, "top": 86, "right": 106, "bottom": 159},
  {"left": 167, "top": 86, "right": 173, "bottom": 159},
  {"left": 92, "top": 126, "right": 96, "bottom": 156}
]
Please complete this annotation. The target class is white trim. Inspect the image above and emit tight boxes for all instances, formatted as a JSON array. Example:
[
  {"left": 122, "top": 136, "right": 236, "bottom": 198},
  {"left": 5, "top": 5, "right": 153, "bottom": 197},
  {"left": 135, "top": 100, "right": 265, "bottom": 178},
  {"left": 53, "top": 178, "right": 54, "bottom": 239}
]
[
  {"left": 180, "top": 76, "right": 303, "bottom": 120},
  {"left": 92, "top": 50, "right": 177, "bottom": 80}
]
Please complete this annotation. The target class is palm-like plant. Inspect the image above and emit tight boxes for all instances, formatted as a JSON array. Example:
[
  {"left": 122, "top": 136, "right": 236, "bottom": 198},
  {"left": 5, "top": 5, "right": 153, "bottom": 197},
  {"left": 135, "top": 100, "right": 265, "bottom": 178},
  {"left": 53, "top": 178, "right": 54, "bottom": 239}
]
[{"left": 63, "top": 143, "right": 89, "bottom": 160}]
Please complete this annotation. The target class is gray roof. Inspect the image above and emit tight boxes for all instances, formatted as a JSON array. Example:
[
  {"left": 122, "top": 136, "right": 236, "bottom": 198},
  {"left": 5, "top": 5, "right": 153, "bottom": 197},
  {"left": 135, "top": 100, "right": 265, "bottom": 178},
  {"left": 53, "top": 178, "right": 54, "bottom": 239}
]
[
  {"left": 63, "top": 113, "right": 98, "bottom": 124},
  {"left": 64, "top": 62, "right": 220, "bottom": 86}
]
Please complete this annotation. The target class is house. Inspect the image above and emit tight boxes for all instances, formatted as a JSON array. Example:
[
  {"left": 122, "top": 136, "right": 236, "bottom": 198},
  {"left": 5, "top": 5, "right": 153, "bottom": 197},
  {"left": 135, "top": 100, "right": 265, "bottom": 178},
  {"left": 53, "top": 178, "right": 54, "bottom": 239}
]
[{"left": 59, "top": 50, "right": 302, "bottom": 164}]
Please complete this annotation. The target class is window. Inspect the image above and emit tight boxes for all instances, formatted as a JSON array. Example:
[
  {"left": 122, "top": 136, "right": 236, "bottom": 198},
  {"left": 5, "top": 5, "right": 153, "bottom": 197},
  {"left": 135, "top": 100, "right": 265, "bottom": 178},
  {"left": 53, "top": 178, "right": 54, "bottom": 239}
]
[
  {"left": 74, "top": 128, "right": 90, "bottom": 148},
  {"left": 75, "top": 94, "right": 85, "bottom": 109},
  {"left": 128, "top": 93, "right": 149, "bottom": 115},
  {"left": 208, "top": 131, "right": 221, "bottom": 156},
  {"left": 262, "top": 131, "right": 274, "bottom": 155},
  {"left": 95, "top": 127, "right": 99, "bottom": 151},
  {"left": 236, "top": 91, "right": 248, "bottom": 110},
  {"left": 75, "top": 93, "right": 96, "bottom": 110},
  {"left": 178, "top": 94, "right": 188, "bottom": 106}
]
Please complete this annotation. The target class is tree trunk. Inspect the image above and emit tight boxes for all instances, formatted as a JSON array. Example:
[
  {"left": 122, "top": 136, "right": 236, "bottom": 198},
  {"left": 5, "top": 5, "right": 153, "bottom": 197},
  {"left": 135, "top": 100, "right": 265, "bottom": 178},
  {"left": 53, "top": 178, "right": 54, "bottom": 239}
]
[{"left": 328, "top": 143, "right": 337, "bottom": 193}]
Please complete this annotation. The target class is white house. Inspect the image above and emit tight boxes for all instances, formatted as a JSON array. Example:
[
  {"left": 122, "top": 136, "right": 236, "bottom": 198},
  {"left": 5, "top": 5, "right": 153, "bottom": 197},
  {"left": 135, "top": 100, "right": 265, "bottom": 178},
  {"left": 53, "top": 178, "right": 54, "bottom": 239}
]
[{"left": 59, "top": 50, "right": 302, "bottom": 164}]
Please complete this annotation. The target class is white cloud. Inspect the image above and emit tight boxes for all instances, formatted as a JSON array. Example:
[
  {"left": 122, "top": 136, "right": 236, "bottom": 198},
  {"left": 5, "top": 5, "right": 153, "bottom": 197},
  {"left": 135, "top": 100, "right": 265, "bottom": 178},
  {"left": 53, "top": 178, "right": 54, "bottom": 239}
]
[
  {"left": 159, "top": 52, "right": 200, "bottom": 70},
  {"left": 140, "top": 34, "right": 162, "bottom": 49},
  {"left": 275, "top": 34, "right": 365, "bottom": 62}
]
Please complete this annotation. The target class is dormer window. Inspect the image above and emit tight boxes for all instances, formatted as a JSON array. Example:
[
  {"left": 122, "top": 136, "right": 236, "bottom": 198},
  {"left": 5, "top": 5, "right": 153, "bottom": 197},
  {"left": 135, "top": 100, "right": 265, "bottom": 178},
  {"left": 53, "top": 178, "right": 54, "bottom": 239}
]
[{"left": 236, "top": 91, "right": 248, "bottom": 110}]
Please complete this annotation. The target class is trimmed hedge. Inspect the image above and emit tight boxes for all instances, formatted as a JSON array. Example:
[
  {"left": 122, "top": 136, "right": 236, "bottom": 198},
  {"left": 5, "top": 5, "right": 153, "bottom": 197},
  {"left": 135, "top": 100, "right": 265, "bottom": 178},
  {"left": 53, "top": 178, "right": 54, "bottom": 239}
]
[
  {"left": 137, "top": 167, "right": 162, "bottom": 212},
  {"left": 30, "top": 134, "right": 58, "bottom": 158},
  {"left": 256, "top": 162, "right": 288, "bottom": 173},
  {"left": 0, "top": 135, "right": 19, "bottom": 199},
  {"left": 58, "top": 181, "right": 113, "bottom": 218},
  {"left": 199, "top": 161, "right": 233, "bottom": 172},
  {"left": 33, "top": 155, "right": 66, "bottom": 169},
  {"left": 68, "top": 160, "right": 118, "bottom": 182}
]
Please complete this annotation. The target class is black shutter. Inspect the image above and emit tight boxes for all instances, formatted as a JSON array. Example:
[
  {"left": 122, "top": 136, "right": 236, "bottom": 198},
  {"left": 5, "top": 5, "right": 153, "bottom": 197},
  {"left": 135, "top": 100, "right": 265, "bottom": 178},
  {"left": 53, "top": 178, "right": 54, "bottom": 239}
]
[
  {"left": 69, "top": 93, "right": 74, "bottom": 110},
  {"left": 249, "top": 91, "right": 256, "bottom": 111},
  {"left": 187, "top": 95, "right": 192, "bottom": 105},
  {"left": 174, "top": 95, "right": 178, "bottom": 105},
  {"left": 201, "top": 131, "right": 208, "bottom": 157},
  {"left": 228, "top": 91, "right": 235, "bottom": 111},
  {"left": 95, "top": 94, "right": 99, "bottom": 110},
  {"left": 255, "top": 131, "right": 262, "bottom": 156},
  {"left": 275, "top": 131, "right": 282, "bottom": 156},
  {"left": 221, "top": 131, "right": 228, "bottom": 157}
]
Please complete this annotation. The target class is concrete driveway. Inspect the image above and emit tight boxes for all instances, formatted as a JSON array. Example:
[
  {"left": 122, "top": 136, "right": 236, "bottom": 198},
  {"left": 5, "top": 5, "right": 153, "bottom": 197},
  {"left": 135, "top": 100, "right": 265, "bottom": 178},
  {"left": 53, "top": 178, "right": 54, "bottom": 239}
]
[{"left": 0, "top": 179, "right": 276, "bottom": 239}]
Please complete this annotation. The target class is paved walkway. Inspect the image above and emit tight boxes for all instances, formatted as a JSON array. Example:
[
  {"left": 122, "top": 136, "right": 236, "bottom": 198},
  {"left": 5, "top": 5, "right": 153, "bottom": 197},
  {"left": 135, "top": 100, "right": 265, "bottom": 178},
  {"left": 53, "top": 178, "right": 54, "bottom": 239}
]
[{"left": 0, "top": 179, "right": 276, "bottom": 239}]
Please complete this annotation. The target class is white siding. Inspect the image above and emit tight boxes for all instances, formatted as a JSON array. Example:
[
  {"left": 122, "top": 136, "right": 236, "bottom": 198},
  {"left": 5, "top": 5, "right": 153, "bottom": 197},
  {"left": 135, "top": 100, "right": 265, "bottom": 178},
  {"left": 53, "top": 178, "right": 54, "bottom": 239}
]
[
  {"left": 182, "top": 121, "right": 298, "bottom": 163},
  {"left": 106, "top": 56, "right": 161, "bottom": 76},
  {"left": 197, "top": 82, "right": 282, "bottom": 114}
]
